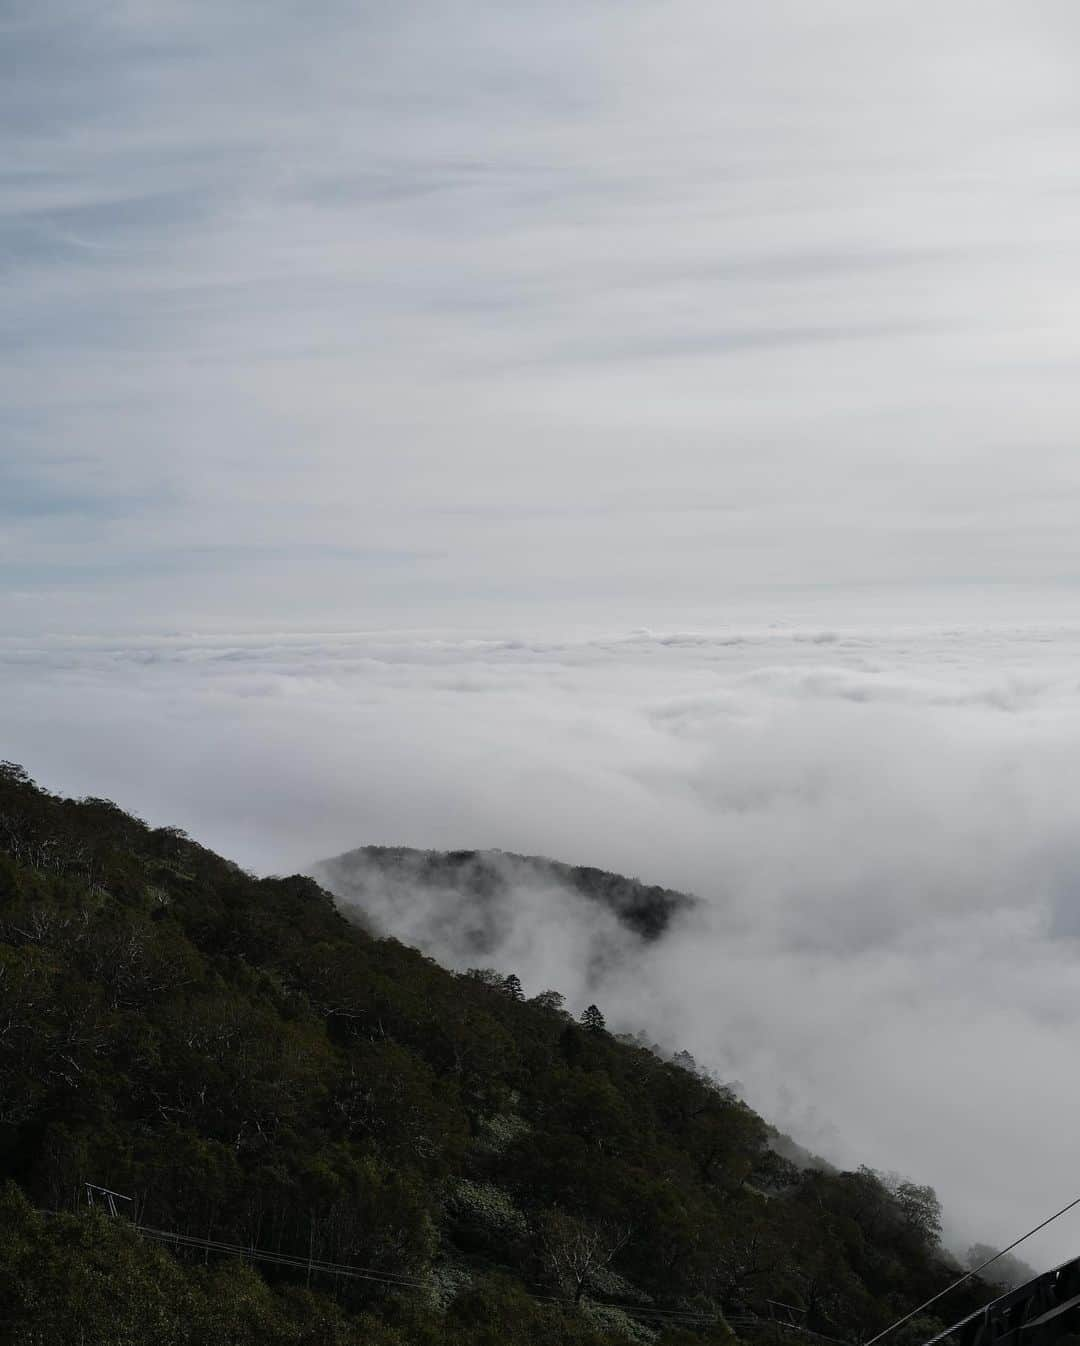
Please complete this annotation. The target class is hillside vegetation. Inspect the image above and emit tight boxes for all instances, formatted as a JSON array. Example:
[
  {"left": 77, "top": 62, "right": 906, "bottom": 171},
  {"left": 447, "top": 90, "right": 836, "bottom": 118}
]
[{"left": 0, "top": 762, "right": 998, "bottom": 1345}]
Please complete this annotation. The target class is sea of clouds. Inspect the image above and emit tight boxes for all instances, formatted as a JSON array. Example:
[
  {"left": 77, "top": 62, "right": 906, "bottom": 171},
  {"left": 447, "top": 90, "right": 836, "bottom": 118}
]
[{"left": 6, "top": 618, "right": 1080, "bottom": 1268}]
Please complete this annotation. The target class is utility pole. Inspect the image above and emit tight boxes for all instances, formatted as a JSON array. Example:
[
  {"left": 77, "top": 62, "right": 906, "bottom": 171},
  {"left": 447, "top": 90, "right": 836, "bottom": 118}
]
[{"left": 84, "top": 1183, "right": 133, "bottom": 1219}]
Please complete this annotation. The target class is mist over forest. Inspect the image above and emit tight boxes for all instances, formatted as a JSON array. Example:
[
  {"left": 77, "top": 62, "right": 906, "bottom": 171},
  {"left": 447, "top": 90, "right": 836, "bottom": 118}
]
[{"left": 6, "top": 620, "right": 1080, "bottom": 1276}]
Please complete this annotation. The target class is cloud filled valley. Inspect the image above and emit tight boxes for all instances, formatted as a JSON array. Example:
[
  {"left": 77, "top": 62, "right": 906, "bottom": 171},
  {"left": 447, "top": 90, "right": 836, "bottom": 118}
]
[{"left": 6, "top": 617, "right": 1080, "bottom": 1270}]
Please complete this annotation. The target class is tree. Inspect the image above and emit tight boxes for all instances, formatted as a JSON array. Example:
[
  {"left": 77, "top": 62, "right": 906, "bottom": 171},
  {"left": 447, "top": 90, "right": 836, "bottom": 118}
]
[
  {"left": 530, "top": 990, "right": 566, "bottom": 1014},
  {"left": 889, "top": 1177, "right": 942, "bottom": 1247},
  {"left": 502, "top": 974, "right": 525, "bottom": 1001},
  {"left": 711, "top": 1211, "right": 784, "bottom": 1306},
  {"left": 580, "top": 1005, "right": 606, "bottom": 1034},
  {"left": 465, "top": 967, "right": 504, "bottom": 988},
  {"left": 538, "top": 1210, "right": 632, "bottom": 1304},
  {"left": 672, "top": 1049, "right": 699, "bottom": 1076}
]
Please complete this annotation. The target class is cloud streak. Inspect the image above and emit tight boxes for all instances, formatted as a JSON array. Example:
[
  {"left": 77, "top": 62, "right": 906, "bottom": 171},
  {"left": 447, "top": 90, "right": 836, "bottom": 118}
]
[{"left": 7, "top": 3, "right": 1080, "bottom": 629}]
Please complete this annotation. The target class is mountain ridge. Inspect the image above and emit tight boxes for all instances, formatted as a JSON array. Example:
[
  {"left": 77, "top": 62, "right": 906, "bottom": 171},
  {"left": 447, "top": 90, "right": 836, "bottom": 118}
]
[{"left": 314, "top": 843, "right": 696, "bottom": 947}]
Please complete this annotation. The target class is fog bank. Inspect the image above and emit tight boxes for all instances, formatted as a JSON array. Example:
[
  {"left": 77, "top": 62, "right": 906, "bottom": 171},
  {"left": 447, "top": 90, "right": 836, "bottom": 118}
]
[{"left": 5, "top": 619, "right": 1080, "bottom": 1269}]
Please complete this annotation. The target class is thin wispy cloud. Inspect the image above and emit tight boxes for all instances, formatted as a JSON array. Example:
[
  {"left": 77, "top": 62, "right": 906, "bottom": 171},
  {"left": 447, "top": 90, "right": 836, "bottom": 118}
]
[{"left": 6, "top": 2, "right": 1080, "bottom": 630}]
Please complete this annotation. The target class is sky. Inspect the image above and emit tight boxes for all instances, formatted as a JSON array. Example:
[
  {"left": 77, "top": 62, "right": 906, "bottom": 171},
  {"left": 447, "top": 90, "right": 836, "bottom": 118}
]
[
  {"left": 7, "top": 0, "right": 1080, "bottom": 631},
  {"left": 8, "top": 0, "right": 1080, "bottom": 1282}
]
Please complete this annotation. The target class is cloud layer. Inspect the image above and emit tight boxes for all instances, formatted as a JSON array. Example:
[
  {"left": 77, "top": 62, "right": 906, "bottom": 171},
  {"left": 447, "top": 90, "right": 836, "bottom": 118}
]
[{"left": 6, "top": 620, "right": 1080, "bottom": 1269}]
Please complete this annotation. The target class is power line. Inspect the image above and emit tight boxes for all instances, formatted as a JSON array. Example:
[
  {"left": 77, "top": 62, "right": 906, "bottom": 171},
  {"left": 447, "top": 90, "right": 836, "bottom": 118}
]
[
  {"left": 864, "top": 1192, "right": 1080, "bottom": 1346},
  {"left": 133, "top": 1220, "right": 732, "bottom": 1328},
  {"left": 134, "top": 1224, "right": 428, "bottom": 1288},
  {"left": 133, "top": 1221, "right": 858, "bottom": 1334},
  {"left": 93, "top": 1191, "right": 1064, "bottom": 1344}
]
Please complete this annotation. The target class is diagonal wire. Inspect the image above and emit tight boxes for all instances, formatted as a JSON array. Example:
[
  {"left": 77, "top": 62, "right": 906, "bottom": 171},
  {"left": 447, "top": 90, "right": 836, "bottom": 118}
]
[{"left": 864, "top": 1192, "right": 1080, "bottom": 1346}]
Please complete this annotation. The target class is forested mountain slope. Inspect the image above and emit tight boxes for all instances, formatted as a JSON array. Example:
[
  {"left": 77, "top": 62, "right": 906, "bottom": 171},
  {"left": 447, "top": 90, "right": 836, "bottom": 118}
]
[{"left": 0, "top": 762, "right": 998, "bottom": 1345}]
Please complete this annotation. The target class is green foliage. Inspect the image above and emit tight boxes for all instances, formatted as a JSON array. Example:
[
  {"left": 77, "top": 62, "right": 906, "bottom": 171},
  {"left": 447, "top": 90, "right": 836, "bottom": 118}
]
[
  {"left": 0, "top": 764, "right": 1001, "bottom": 1344},
  {"left": 445, "top": 1177, "right": 529, "bottom": 1253}
]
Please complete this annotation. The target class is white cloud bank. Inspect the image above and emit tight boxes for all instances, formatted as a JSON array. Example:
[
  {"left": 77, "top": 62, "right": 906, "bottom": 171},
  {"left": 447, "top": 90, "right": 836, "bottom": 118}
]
[{"left": 6, "top": 619, "right": 1080, "bottom": 1271}]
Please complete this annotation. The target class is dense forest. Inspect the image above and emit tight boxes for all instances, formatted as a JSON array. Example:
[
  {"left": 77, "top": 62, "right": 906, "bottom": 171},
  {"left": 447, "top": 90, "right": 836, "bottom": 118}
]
[{"left": 0, "top": 762, "right": 1002, "bottom": 1345}]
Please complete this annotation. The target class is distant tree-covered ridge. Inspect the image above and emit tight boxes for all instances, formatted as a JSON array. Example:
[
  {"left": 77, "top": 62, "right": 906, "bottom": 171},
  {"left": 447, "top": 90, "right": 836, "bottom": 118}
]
[
  {"left": 314, "top": 844, "right": 696, "bottom": 944},
  {"left": 0, "top": 761, "right": 1002, "bottom": 1345}
]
